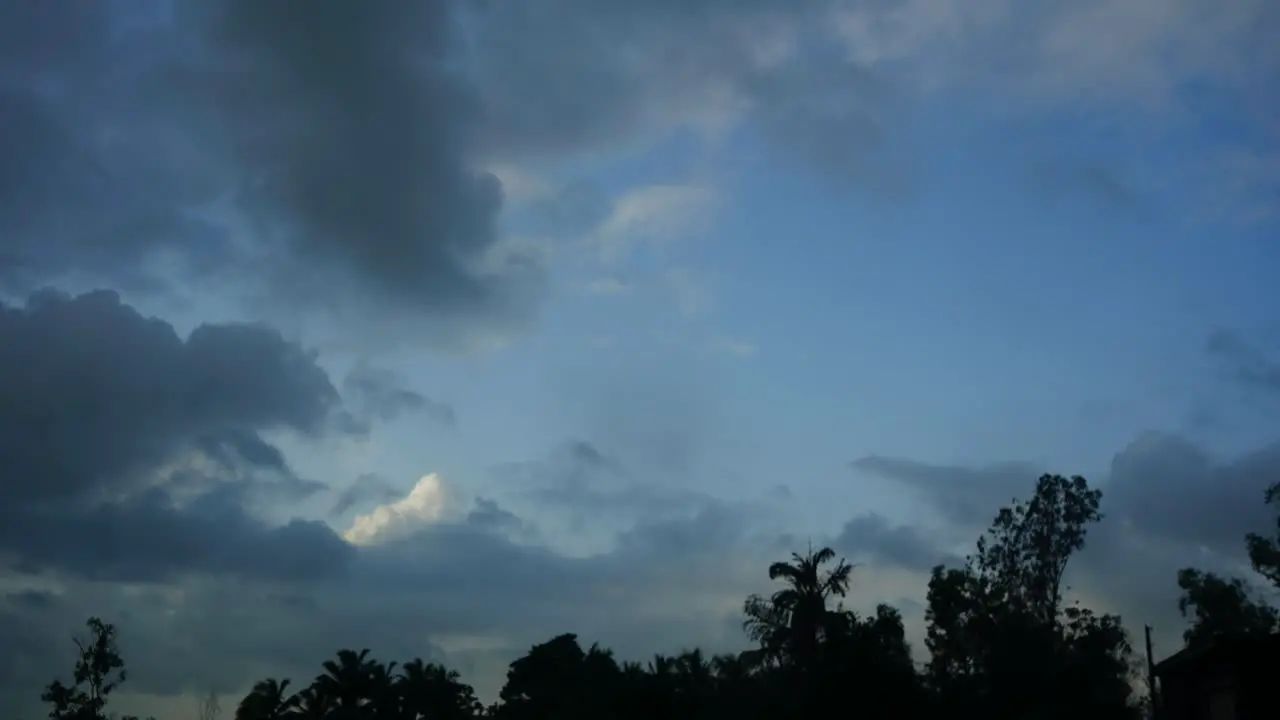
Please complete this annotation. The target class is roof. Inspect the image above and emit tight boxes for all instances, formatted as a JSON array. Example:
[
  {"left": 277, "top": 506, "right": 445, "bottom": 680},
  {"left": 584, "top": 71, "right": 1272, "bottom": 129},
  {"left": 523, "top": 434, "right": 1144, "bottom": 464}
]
[{"left": 1154, "top": 632, "right": 1280, "bottom": 677}]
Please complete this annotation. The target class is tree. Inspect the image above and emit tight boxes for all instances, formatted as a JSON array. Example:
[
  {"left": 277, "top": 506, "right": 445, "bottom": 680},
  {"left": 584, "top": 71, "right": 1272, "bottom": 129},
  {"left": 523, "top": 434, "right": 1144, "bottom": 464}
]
[
  {"left": 495, "top": 634, "right": 592, "bottom": 720},
  {"left": 398, "top": 658, "right": 482, "bottom": 720},
  {"left": 1176, "top": 479, "right": 1280, "bottom": 648},
  {"left": 314, "top": 649, "right": 378, "bottom": 715},
  {"left": 234, "top": 679, "right": 296, "bottom": 720},
  {"left": 42, "top": 618, "right": 129, "bottom": 720},
  {"left": 1176, "top": 569, "right": 1278, "bottom": 648},
  {"left": 742, "top": 544, "right": 853, "bottom": 673},
  {"left": 41, "top": 617, "right": 153, "bottom": 720},
  {"left": 923, "top": 474, "right": 1137, "bottom": 720},
  {"left": 1246, "top": 481, "right": 1280, "bottom": 586},
  {"left": 198, "top": 691, "right": 222, "bottom": 720}
]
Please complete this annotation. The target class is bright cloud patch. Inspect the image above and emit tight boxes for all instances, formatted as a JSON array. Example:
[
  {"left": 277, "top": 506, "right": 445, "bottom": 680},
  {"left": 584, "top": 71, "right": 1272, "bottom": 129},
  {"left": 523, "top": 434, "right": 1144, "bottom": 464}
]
[{"left": 342, "top": 474, "right": 449, "bottom": 546}]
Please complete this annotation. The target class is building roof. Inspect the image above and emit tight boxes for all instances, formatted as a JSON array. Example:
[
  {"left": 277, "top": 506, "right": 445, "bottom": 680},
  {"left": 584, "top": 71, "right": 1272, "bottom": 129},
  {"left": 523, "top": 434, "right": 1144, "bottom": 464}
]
[{"left": 1154, "top": 632, "right": 1280, "bottom": 677}]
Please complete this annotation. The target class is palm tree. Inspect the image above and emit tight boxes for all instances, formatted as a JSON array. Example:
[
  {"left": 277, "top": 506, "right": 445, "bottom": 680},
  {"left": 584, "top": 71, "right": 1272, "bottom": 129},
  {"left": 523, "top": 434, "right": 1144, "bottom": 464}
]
[
  {"left": 314, "top": 649, "right": 378, "bottom": 719},
  {"left": 234, "top": 678, "right": 297, "bottom": 720},
  {"left": 398, "top": 658, "right": 479, "bottom": 720},
  {"left": 742, "top": 544, "right": 854, "bottom": 672},
  {"left": 289, "top": 685, "right": 333, "bottom": 720}
]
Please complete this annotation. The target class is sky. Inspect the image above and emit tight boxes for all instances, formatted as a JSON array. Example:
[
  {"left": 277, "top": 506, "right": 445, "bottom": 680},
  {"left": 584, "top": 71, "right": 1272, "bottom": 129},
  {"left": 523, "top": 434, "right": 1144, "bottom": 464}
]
[{"left": 1, "top": 0, "right": 1279, "bottom": 716}]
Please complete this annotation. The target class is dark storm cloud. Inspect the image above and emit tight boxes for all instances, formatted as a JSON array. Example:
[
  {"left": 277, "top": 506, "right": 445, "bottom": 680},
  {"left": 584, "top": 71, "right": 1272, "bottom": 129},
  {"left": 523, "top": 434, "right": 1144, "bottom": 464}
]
[
  {"left": 0, "top": 3, "right": 231, "bottom": 295},
  {"left": 0, "top": 289, "right": 354, "bottom": 581},
  {"left": 0, "top": 1, "right": 545, "bottom": 334},
  {"left": 3, "top": 484, "right": 353, "bottom": 583},
  {"left": 0, "top": 0, "right": 909, "bottom": 332},
  {"left": 186, "top": 0, "right": 544, "bottom": 317}
]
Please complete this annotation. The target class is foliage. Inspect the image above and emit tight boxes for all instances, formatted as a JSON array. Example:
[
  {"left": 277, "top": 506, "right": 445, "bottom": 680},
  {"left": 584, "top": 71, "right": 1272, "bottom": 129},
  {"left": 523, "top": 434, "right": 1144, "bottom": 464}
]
[
  {"left": 923, "top": 474, "right": 1138, "bottom": 720},
  {"left": 40, "top": 617, "right": 154, "bottom": 720},
  {"left": 1176, "top": 479, "right": 1280, "bottom": 647},
  {"left": 38, "top": 473, "right": 1160, "bottom": 720}
]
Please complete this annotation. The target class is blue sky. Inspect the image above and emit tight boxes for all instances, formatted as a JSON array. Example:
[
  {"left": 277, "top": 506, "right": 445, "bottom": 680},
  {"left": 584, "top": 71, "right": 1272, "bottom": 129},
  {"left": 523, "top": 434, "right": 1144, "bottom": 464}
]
[{"left": 1, "top": 0, "right": 1279, "bottom": 715}]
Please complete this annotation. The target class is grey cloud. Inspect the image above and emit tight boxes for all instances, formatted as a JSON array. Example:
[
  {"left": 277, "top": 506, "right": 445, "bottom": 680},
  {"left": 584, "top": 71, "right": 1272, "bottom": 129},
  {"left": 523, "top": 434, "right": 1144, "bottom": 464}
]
[
  {"left": 854, "top": 429, "right": 1280, "bottom": 658},
  {"left": 0, "top": 1, "right": 545, "bottom": 337},
  {"left": 853, "top": 455, "right": 1038, "bottom": 528},
  {"left": 329, "top": 473, "right": 405, "bottom": 518},
  {"left": 1104, "top": 432, "right": 1275, "bottom": 555},
  {"left": 466, "top": 497, "right": 528, "bottom": 536},
  {"left": 2, "top": 484, "right": 353, "bottom": 584},
  {"left": 185, "top": 1, "right": 545, "bottom": 319},
  {"left": 0, "top": 289, "right": 355, "bottom": 582},
  {"left": 468, "top": 1, "right": 905, "bottom": 190},
  {"left": 833, "top": 514, "right": 958, "bottom": 572},
  {"left": 342, "top": 364, "right": 455, "bottom": 428},
  {"left": 4, "top": 589, "right": 57, "bottom": 612},
  {"left": 2, "top": 495, "right": 768, "bottom": 715},
  {"left": 1028, "top": 161, "right": 1143, "bottom": 214},
  {"left": 0, "top": 4, "right": 230, "bottom": 296},
  {"left": 496, "top": 440, "right": 712, "bottom": 526},
  {"left": 1208, "top": 329, "right": 1280, "bottom": 395}
]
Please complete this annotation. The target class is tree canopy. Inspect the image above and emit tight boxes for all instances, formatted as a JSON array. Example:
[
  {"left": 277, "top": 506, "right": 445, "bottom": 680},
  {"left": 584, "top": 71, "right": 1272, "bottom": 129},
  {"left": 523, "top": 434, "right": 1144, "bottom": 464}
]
[{"left": 1175, "top": 478, "right": 1280, "bottom": 647}]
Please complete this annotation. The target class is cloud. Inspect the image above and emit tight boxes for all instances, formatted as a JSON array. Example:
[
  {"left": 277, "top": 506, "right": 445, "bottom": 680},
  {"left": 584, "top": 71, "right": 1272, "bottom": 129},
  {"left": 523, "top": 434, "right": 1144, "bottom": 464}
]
[
  {"left": 342, "top": 363, "right": 455, "bottom": 429},
  {"left": 584, "top": 277, "right": 632, "bottom": 296},
  {"left": 591, "top": 185, "right": 718, "bottom": 264},
  {"left": 343, "top": 474, "right": 450, "bottom": 546},
  {"left": 0, "top": 288, "right": 357, "bottom": 583},
  {"left": 328, "top": 473, "right": 406, "bottom": 519},
  {"left": 853, "top": 428, "right": 1280, "bottom": 657},
  {"left": 0, "top": 1, "right": 547, "bottom": 344},
  {"left": 1207, "top": 329, "right": 1280, "bottom": 395},
  {"left": 4, "top": 0, "right": 1272, "bottom": 332},
  {"left": 1, "top": 492, "right": 780, "bottom": 716},
  {"left": 852, "top": 455, "right": 1036, "bottom": 528},
  {"left": 833, "top": 514, "right": 959, "bottom": 572},
  {"left": 713, "top": 337, "right": 758, "bottom": 357}
]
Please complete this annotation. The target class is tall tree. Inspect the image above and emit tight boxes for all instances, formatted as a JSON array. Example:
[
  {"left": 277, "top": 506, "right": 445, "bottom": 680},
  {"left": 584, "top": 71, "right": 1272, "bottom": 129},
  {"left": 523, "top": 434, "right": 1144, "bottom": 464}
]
[
  {"left": 41, "top": 618, "right": 153, "bottom": 720},
  {"left": 1246, "top": 481, "right": 1280, "bottom": 587},
  {"left": 1176, "top": 569, "right": 1278, "bottom": 648},
  {"left": 1176, "top": 479, "right": 1280, "bottom": 648},
  {"left": 234, "top": 679, "right": 296, "bottom": 720},
  {"left": 398, "top": 658, "right": 482, "bottom": 720},
  {"left": 742, "top": 545, "right": 853, "bottom": 673},
  {"left": 924, "top": 474, "right": 1137, "bottom": 720}
]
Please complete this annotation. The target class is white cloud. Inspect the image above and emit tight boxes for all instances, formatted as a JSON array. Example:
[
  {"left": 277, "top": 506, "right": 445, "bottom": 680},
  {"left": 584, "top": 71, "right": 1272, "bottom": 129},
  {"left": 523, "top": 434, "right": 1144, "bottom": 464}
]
[
  {"left": 713, "top": 337, "right": 758, "bottom": 357},
  {"left": 483, "top": 164, "right": 555, "bottom": 207},
  {"left": 585, "top": 277, "right": 632, "bottom": 296},
  {"left": 343, "top": 474, "right": 450, "bottom": 546},
  {"left": 592, "top": 185, "right": 718, "bottom": 264}
]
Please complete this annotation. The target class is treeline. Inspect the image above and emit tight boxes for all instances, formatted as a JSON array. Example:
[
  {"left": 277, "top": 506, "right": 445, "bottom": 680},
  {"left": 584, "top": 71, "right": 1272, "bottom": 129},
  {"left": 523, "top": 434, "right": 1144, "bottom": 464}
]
[{"left": 34, "top": 473, "right": 1280, "bottom": 720}]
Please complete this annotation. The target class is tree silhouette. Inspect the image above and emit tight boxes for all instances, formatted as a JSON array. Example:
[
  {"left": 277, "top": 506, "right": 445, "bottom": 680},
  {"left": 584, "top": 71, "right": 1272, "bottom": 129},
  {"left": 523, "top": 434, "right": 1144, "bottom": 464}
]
[
  {"left": 235, "top": 679, "right": 297, "bottom": 720},
  {"left": 1176, "top": 478, "right": 1280, "bottom": 647},
  {"left": 41, "top": 617, "right": 153, "bottom": 720},
  {"left": 923, "top": 474, "right": 1138, "bottom": 720},
  {"left": 742, "top": 544, "right": 852, "bottom": 673},
  {"left": 1246, "top": 481, "right": 1280, "bottom": 586}
]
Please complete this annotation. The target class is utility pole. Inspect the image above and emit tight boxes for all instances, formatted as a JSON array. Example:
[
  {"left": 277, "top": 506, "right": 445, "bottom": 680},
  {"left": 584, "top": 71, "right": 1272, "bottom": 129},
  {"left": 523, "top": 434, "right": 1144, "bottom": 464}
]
[{"left": 1145, "top": 625, "right": 1159, "bottom": 720}]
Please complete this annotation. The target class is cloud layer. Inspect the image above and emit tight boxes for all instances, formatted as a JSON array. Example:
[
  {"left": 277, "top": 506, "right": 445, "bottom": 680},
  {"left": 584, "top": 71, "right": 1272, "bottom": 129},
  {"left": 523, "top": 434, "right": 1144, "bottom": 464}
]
[{"left": 2, "top": 1, "right": 1279, "bottom": 718}]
